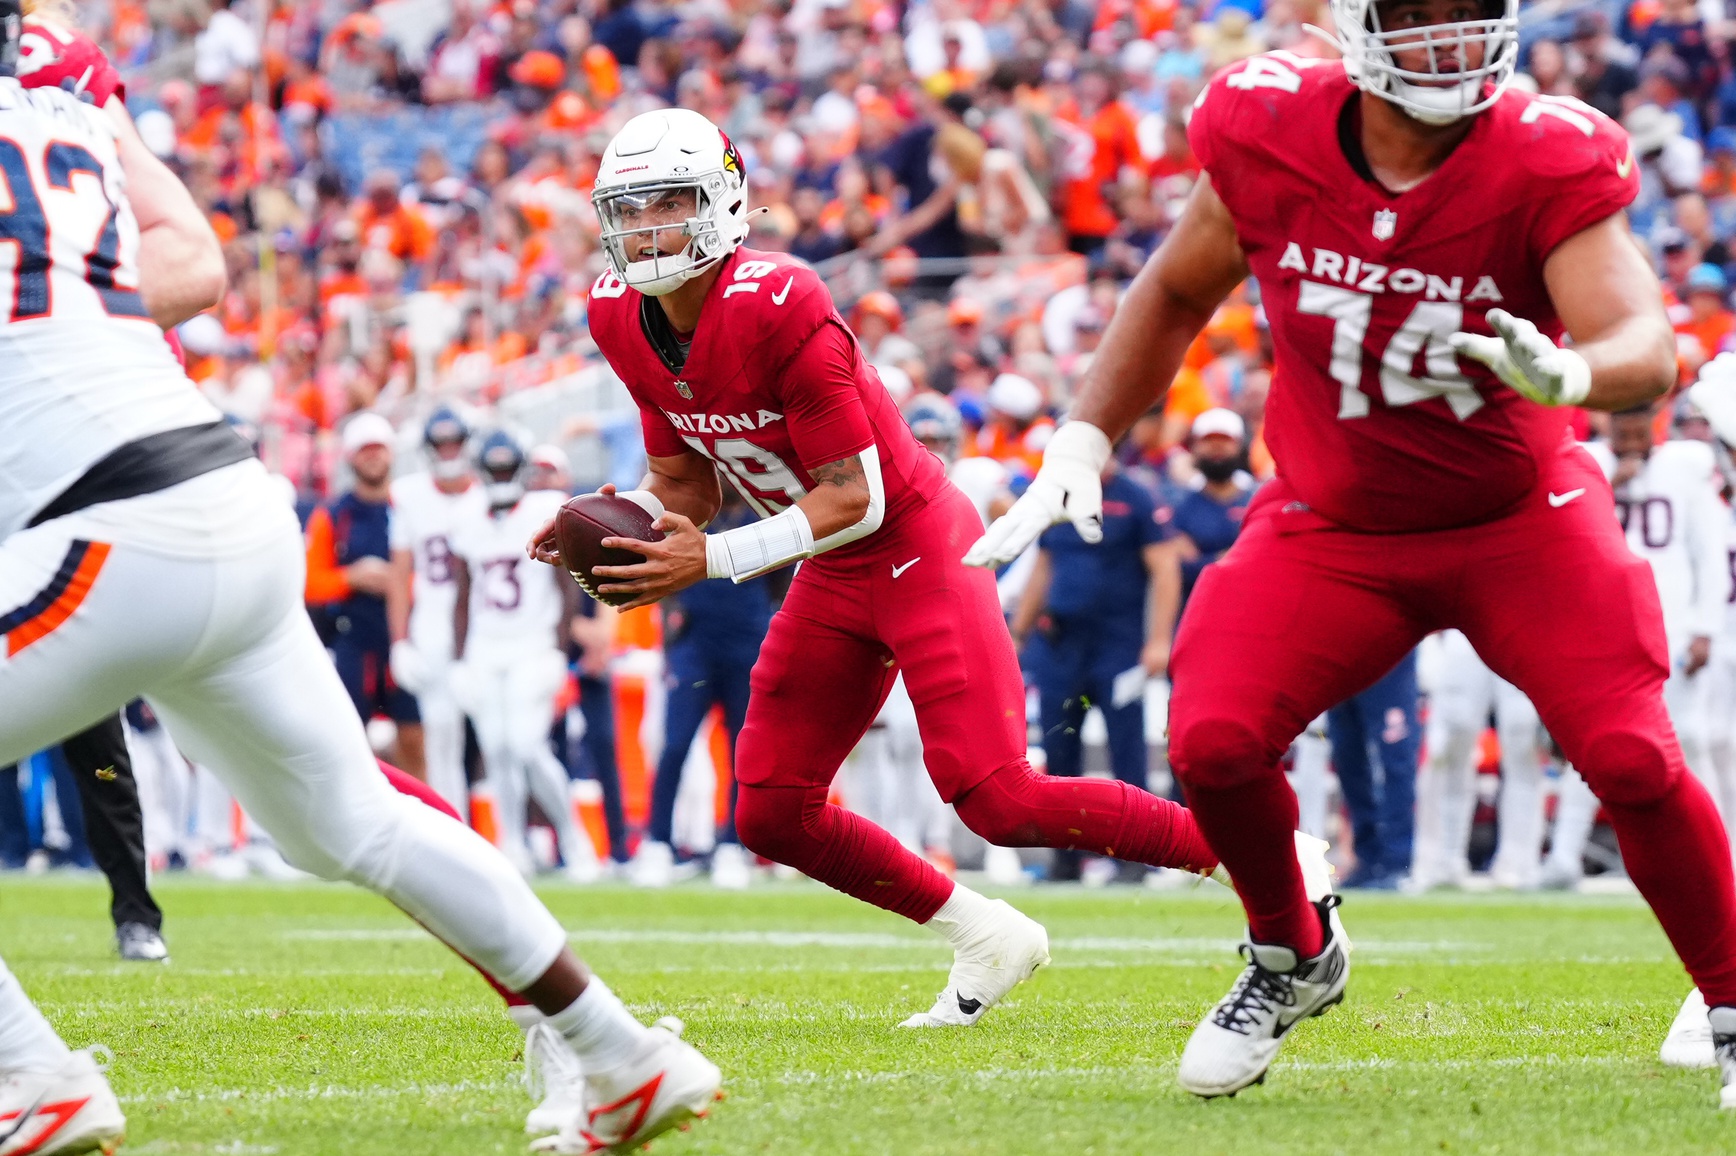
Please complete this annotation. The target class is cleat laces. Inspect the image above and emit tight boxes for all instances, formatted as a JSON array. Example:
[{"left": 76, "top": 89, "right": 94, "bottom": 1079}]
[{"left": 1211, "top": 951, "right": 1299, "bottom": 1036}]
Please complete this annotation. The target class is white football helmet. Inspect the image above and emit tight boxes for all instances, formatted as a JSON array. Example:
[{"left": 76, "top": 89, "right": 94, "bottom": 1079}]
[
  {"left": 1328, "top": 0, "right": 1518, "bottom": 125},
  {"left": 593, "top": 108, "right": 751, "bottom": 296}
]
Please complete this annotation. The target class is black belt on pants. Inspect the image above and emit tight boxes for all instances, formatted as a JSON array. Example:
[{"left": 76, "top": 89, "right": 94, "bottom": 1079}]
[{"left": 27, "top": 421, "right": 256, "bottom": 529}]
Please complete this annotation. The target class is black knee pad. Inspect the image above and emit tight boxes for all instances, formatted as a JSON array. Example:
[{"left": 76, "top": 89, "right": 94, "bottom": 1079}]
[
  {"left": 1575, "top": 729, "right": 1678, "bottom": 808},
  {"left": 1170, "top": 717, "right": 1274, "bottom": 792}
]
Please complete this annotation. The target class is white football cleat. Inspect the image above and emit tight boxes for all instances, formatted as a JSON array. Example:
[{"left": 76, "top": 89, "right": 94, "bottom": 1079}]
[
  {"left": 0, "top": 1047, "right": 125, "bottom": 1156},
  {"left": 1538, "top": 857, "right": 1582, "bottom": 892},
  {"left": 563, "top": 854, "right": 603, "bottom": 885},
  {"left": 898, "top": 900, "right": 1050, "bottom": 1028},
  {"left": 1712, "top": 1005, "right": 1736, "bottom": 1109},
  {"left": 709, "top": 843, "right": 750, "bottom": 890},
  {"left": 523, "top": 1023, "right": 587, "bottom": 1138},
  {"left": 1662, "top": 988, "right": 1718, "bottom": 1070},
  {"left": 628, "top": 841, "right": 676, "bottom": 889},
  {"left": 1178, "top": 897, "right": 1350, "bottom": 1098},
  {"left": 531, "top": 1017, "right": 722, "bottom": 1155}
]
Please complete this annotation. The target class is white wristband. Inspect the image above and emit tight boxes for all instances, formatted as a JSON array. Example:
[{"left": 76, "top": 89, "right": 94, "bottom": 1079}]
[
  {"left": 1556, "top": 348, "right": 1592, "bottom": 408},
  {"left": 615, "top": 489, "right": 666, "bottom": 520},
  {"left": 706, "top": 505, "right": 815, "bottom": 582}
]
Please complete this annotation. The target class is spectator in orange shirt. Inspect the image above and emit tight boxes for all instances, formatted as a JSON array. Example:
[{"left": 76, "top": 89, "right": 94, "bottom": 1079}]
[
  {"left": 279, "top": 53, "right": 332, "bottom": 127},
  {"left": 182, "top": 68, "right": 281, "bottom": 193},
  {"left": 922, "top": 29, "right": 980, "bottom": 98},
  {"left": 318, "top": 219, "right": 368, "bottom": 328},
  {"left": 354, "top": 170, "right": 435, "bottom": 266},
  {"left": 1678, "top": 263, "right": 1736, "bottom": 365},
  {"left": 1056, "top": 61, "right": 1142, "bottom": 255}
]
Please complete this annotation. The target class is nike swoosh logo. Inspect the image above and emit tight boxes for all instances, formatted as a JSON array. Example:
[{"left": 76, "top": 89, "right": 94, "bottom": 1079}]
[
  {"left": 1617, "top": 151, "right": 1635, "bottom": 179},
  {"left": 1548, "top": 488, "right": 1586, "bottom": 508},
  {"left": 956, "top": 994, "right": 983, "bottom": 1016},
  {"left": 891, "top": 557, "right": 921, "bottom": 578},
  {"left": 771, "top": 276, "right": 794, "bottom": 305}
]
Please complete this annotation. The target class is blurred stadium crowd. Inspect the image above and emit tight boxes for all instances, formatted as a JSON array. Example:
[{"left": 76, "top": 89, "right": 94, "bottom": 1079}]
[{"left": 6, "top": 0, "right": 1736, "bottom": 895}]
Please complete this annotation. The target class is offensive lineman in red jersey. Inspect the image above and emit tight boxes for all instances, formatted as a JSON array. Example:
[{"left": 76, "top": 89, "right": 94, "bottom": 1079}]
[
  {"left": 969, "top": 0, "right": 1736, "bottom": 1105},
  {"left": 526, "top": 107, "right": 1342, "bottom": 1028}
]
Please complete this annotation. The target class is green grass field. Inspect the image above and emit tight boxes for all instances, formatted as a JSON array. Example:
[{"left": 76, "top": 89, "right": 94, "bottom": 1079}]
[{"left": 2, "top": 875, "right": 1732, "bottom": 1155}]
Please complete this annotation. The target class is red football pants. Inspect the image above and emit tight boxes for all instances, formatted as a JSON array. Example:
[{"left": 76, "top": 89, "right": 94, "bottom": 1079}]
[
  {"left": 1168, "top": 444, "right": 1736, "bottom": 1003},
  {"left": 734, "top": 487, "right": 1216, "bottom": 923}
]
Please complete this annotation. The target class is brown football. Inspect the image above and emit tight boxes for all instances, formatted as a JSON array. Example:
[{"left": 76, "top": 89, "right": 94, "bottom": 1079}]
[{"left": 555, "top": 493, "right": 665, "bottom": 607}]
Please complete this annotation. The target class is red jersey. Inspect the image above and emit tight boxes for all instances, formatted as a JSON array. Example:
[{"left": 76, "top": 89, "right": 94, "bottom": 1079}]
[
  {"left": 16, "top": 18, "right": 125, "bottom": 105},
  {"left": 587, "top": 247, "right": 950, "bottom": 561},
  {"left": 1190, "top": 53, "right": 1637, "bottom": 532}
]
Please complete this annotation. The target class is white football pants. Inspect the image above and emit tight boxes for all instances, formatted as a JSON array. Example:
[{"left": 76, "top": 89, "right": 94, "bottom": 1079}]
[
  {"left": 123, "top": 713, "right": 191, "bottom": 864},
  {"left": 0, "top": 462, "right": 566, "bottom": 991},
  {"left": 1413, "top": 631, "right": 1547, "bottom": 888},
  {"left": 1700, "top": 646, "right": 1736, "bottom": 841},
  {"left": 1287, "top": 713, "right": 1332, "bottom": 842},
  {"left": 411, "top": 658, "right": 470, "bottom": 821},
  {"left": 451, "top": 646, "right": 596, "bottom": 874}
]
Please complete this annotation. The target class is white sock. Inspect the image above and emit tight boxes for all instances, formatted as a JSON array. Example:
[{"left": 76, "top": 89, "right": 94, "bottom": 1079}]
[
  {"left": 546, "top": 978, "right": 647, "bottom": 1074},
  {"left": 508, "top": 1005, "right": 545, "bottom": 1035},
  {"left": 923, "top": 884, "right": 998, "bottom": 949},
  {"left": 0, "top": 959, "right": 72, "bottom": 1074}
]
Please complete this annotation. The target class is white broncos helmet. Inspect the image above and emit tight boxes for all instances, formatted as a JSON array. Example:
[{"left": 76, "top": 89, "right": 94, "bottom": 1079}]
[
  {"left": 593, "top": 108, "right": 752, "bottom": 296},
  {"left": 1327, "top": 0, "right": 1519, "bottom": 126}
]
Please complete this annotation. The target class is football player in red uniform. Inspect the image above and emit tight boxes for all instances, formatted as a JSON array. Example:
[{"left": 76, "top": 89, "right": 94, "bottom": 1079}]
[
  {"left": 525, "top": 107, "right": 1318, "bottom": 1030},
  {"left": 970, "top": 0, "right": 1736, "bottom": 1105}
]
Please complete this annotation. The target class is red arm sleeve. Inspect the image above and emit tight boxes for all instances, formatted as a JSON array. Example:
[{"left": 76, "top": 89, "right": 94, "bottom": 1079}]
[
  {"left": 775, "top": 320, "right": 877, "bottom": 470},
  {"left": 303, "top": 507, "right": 352, "bottom": 604},
  {"left": 639, "top": 403, "right": 688, "bottom": 459}
]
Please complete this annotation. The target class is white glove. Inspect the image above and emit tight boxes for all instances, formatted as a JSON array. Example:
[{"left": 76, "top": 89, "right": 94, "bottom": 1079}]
[
  {"left": 1689, "top": 351, "right": 1736, "bottom": 447},
  {"left": 963, "top": 420, "right": 1112, "bottom": 568},
  {"left": 389, "top": 639, "right": 429, "bottom": 695},
  {"left": 445, "top": 658, "right": 480, "bottom": 714},
  {"left": 1448, "top": 308, "right": 1591, "bottom": 407}
]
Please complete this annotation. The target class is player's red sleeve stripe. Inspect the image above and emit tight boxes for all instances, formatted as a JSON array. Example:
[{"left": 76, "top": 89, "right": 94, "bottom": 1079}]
[
  {"left": 377, "top": 758, "right": 463, "bottom": 822},
  {"left": 4, "top": 540, "right": 111, "bottom": 657}
]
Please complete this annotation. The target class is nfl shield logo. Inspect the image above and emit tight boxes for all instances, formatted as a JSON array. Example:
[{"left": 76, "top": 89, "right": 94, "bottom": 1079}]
[
  {"left": 1372, "top": 209, "right": 1397, "bottom": 241},
  {"left": 674, "top": 379, "right": 692, "bottom": 399}
]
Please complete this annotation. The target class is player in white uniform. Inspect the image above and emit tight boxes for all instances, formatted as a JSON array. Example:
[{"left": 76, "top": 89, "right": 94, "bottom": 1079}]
[
  {"left": 1708, "top": 504, "right": 1736, "bottom": 823},
  {"left": 389, "top": 406, "right": 487, "bottom": 816},
  {"left": 1545, "top": 414, "right": 1731, "bottom": 892},
  {"left": 452, "top": 431, "right": 600, "bottom": 881},
  {"left": 1411, "top": 630, "right": 1548, "bottom": 890},
  {"left": 1663, "top": 362, "right": 1736, "bottom": 1071},
  {"left": 0, "top": 44, "right": 716, "bottom": 1153}
]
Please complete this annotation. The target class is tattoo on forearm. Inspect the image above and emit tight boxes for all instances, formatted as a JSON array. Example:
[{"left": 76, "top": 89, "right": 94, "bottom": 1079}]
[{"left": 810, "top": 455, "right": 865, "bottom": 490}]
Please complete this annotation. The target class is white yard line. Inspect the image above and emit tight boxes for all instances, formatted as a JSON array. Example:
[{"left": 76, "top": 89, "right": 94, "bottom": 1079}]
[
  {"left": 118, "top": 1077, "right": 520, "bottom": 1107},
  {"left": 120, "top": 1054, "right": 1646, "bottom": 1109},
  {"left": 281, "top": 926, "right": 1495, "bottom": 955},
  {"left": 279, "top": 926, "right": 1675, "bottom": 966}
]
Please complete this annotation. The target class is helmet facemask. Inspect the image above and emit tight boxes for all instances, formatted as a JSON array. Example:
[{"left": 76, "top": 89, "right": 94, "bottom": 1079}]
[
  {"left": 595, "top": 173, "right": 738, "bottom": 296},
  {"left": 1333, "top": 0, "right": 1518, "bottom": 126},
  {"left": 478, "top": 439, "right": 527, "bottom": 509}
]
